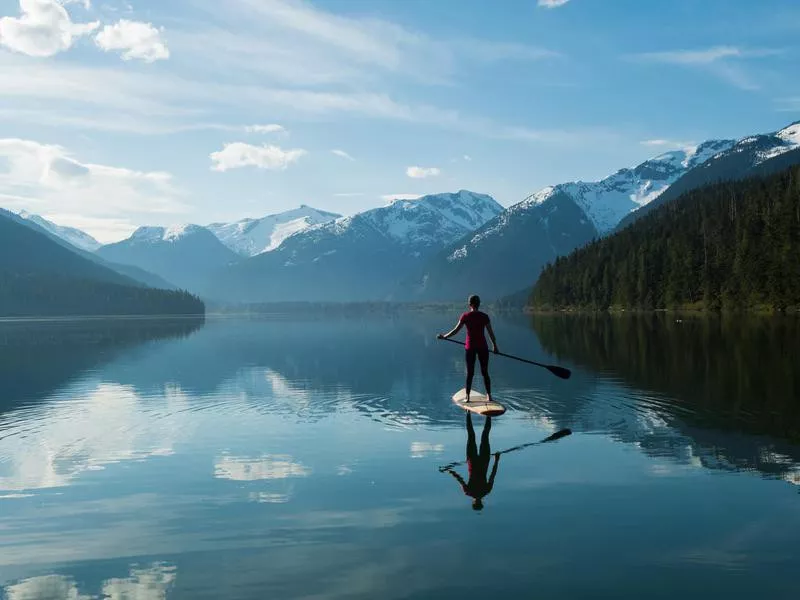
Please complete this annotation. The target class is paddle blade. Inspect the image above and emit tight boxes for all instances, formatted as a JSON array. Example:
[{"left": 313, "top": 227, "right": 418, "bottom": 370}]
[
  {"left": 547, "top": 365, "right": 572, "bottom": 380},
  {"left": 543, "top": 428, "right": 572, "bottom": 443}
]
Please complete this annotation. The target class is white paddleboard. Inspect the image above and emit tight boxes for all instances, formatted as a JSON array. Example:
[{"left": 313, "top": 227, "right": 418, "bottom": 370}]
[{"left": 452, "top": 388, "right": 506, "bottom": 417}]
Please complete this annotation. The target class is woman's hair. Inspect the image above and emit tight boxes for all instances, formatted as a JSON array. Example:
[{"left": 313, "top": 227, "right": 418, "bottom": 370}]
[{"left": 468, "top": 295, "right": 481, "bottom": 308}]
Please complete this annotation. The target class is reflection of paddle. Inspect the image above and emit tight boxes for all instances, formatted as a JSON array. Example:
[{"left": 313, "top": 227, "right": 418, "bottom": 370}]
[
  {"left": 438, "top": 338, "right": 571, "bottom": 380},
  {"left": 438, "top": 428, "right": 572, "bottom": 471}
]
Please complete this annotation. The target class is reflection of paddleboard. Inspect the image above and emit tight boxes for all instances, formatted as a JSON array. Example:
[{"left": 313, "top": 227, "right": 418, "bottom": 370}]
[{"left": 452, "top": 388, "right": 506, "bottom": 417}]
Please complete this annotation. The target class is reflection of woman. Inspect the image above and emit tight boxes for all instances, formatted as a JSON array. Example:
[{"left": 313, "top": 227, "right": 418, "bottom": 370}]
[{"left": 444, "top": 413, "right": 500, "bottom": 511}]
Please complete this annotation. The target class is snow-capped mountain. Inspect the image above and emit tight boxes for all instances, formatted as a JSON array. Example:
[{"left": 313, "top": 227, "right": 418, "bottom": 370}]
[
  {"left": 16, "top": 211, "right": 101, "bottom": 252},
  {"left": 205, "top": 191, "right": 503, "bottom": 302},
  {"left": 207, "top": 206, "right": 342, "bottom": 257},
  {"left": 618, "top": 121, "right": 800, "bottom": 229},
  {"left": 97, "top": 224, "right": 240, "bottom": 293},
  {"left": 511, "top": 139, "right": 735, "bottom": 236},
  {"left": 406, "top": 121, "right": 800, "bottom": 302}
]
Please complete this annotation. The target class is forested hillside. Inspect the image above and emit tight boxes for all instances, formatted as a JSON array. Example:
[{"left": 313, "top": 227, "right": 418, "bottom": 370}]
[
  {"left": 0, "top": 211, "right": 204, "bottom": 317},
  {"left": 530, "top": 165, "right": 800, "bottom": 311}
]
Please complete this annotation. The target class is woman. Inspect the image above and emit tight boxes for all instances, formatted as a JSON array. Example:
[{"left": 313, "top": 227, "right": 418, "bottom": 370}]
[{"left": 438, "top": 294, "right": 499, "bottom": 402}]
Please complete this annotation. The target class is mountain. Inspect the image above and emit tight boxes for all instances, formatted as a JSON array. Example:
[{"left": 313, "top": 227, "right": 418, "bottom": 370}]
[
  {"left": 16, "top": 211, "right": 101, "bottom": 252},
  {"left": 402, "top": 142, "right": 731, "bottom": 302},
  {"left": 205, "top": 190, "right": 503, "bottom": 303},
  {"left": 10, "top": 210, "right": 178, "bottom": 289},
  {"left": 617, "top": 121, "right": 800, "bottom": 230},
  {"left": 406, "top": 121, "right": 800, "bottom": 302},
  {"left": 0, "top": 209, "right": 204, "bottom": 317},
  {"left": 530, "top": 164, "right": 800, "bottom": 311},
  {"left": 207, "top": 205, "right": 342, "bottom": 256},
  {"left": 96, "top": 225, "right": 240, "bottom": 293}
]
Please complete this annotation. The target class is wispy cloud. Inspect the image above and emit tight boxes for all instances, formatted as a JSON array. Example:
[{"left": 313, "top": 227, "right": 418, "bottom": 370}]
[
  {"left": 538, "top": 0, "right": 571, "bottom": 8},
  {"left": 775, "top": 97, "right": 800, "bottom": 112},
  {"left": 95, "top": 19, "right": 170, "bottom": 62},
  {"left": 333, "top": 192, "right": 364, "bottom": 197},
  {"left": 406, "top": 166, "right": 441, "bottom": 179},
  {"left": 210, "top": 142, "right": 307, "bottom": 172},
  {"left": 634, "top": 46, "right": 779, "bottom": 65},
  {"left": 183, "top": 0, "right": 558, "bottom": 88},
  {"left": 0, "top": 55, "right": 597, "bottom": 144},
  {"left": 631, "top": 46, "right": 780, "bottom": 91},
  {"left": 331, "top": 149, "right": 355, "bottom": 161}
]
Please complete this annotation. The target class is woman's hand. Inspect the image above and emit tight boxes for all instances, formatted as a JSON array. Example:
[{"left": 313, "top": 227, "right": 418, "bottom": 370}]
[{"left": 437, "top": 333, "right": 445, "bottom": 340}]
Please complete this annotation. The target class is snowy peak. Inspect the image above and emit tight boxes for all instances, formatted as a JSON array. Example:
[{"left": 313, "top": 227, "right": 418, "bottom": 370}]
[
  {"left": 777, "top": 121, "right": 800, "bottom": 145},
  {"left": 516, "top": 138, "right": 736, "bottom": 233},
  {"left": 208, "top": 205, "right": 341, "bottom": 256},
  {"left": 16, "top": 211, "right": 101, "bottom": 252},
  {"left": 753, "top": 120, "right": 800, "bottom": 162},
  {"left": 130, "top": 224, "right": 209, "bottom": 244},
  {"left": 351, "top": 190, "right": 503, "bottom": 247}
]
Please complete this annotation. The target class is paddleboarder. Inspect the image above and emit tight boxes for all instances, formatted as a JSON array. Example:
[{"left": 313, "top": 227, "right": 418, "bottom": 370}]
[
  {"left": 443, "top": 412, "right": 500, "bottom": 511},
  {"left": 438, "top": 294, "right": 499, "bottom": 402}
]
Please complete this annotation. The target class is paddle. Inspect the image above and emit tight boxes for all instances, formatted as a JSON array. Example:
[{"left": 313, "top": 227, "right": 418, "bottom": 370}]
[
  {"left": 438, "top": 428, "right": 573, "bottom": 471},
  {"left": 438, "top": 337, "right": 572, "bottom": 380}
]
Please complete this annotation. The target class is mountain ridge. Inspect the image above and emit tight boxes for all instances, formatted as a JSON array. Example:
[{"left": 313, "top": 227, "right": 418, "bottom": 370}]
[{"left": 404, "top": 121, "right": 800, "bottom": 302}]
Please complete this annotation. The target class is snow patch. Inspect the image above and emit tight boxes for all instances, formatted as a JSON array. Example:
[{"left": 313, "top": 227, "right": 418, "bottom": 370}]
[{"left": 208, "top": 206, "right": 341, "bottom": 256}]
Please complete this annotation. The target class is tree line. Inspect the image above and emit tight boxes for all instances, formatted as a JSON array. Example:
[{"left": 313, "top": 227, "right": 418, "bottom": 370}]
[
  {"left": 0, "top": 272, "right": 205, "bottom": 317},
  {"left": 530, "top": 164, "right": 800, "bottom": 312}
]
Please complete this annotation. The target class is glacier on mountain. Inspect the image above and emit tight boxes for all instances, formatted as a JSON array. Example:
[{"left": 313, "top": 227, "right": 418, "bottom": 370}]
[{"left": 208, "top": 206, "right": 341, "bottom": 256}]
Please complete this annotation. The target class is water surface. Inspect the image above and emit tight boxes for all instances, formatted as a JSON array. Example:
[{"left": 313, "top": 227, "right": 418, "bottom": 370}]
[{"left": 0, "top": 313, "right": 798, "bottom": 599}]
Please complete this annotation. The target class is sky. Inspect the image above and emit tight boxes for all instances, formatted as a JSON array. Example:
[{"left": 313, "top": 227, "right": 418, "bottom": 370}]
[{"left": 0, "top": 0, "right": 798, "bottom": 243}]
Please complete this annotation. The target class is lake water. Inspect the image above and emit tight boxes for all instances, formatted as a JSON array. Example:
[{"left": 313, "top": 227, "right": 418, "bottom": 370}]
[{"left": 1, "top": 313, "right": 799, "bottom": 599}]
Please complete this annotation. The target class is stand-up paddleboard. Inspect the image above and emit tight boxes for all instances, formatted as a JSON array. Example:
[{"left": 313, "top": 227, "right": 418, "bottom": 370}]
[{"left": 452, "top": 388, "right": 506, "bottom": 417}]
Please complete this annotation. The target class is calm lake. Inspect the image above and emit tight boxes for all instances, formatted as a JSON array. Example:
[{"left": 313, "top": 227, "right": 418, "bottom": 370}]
[{"left": 1, "top": 313, "right": 799, "bottom": 599}]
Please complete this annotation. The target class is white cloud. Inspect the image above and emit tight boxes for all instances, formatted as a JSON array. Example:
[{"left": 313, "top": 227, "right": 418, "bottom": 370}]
[
  {"left": 95, "top": 19, "right": 169, "bottom": 62},
  {"left": 245, "top": 123, "right": 286, "bottom": 134},
  {"left": 641, "top": 139, "right": 695, "bottom": 149},
  {"left": 331, "top": 149, "right": 355, "bottom": 161},
  {"left": 463, "top": 154, "right": 472, "bottom": 161},
  {"left": 0, "top": 0, "right": 99, "bottom": 57},
  {"left": 406, "top": 166, "right": 440, "bottom": 179},
  {"left": 538, "top": 0, "right": 570, "bottom": 7},
  {"left": 214, "top": 454, "right": 311, "bottom": 481},
  {"left": 210, "top": 142, "right": 307, "bottom": 172},
  {"left": 333, "top": 192, "right": 363, "bottom": 197},
  {"left": 0, "top": 138, "right": 187, "bottom": 243}
]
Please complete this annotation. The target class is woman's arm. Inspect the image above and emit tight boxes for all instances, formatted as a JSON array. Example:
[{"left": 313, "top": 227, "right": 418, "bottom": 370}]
[
  {"left": 487, "top": 322, "right": 499, "bottom": 353},
  {"left": 438, "top": 320, "right": 463, "bottom": 339},
  {"left": 447, "top": 468, "right": 468, "bottom": 494}
]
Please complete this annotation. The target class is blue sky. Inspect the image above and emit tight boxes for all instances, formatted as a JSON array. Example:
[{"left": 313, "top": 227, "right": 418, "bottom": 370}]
[{"left": 0, "top": 0, "right": 798, "bottom": 242}]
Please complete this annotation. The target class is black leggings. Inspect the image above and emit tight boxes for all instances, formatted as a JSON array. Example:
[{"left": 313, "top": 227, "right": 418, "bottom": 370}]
[{"left": 465, "top": 348, "right": 491, "bottom": 395}]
